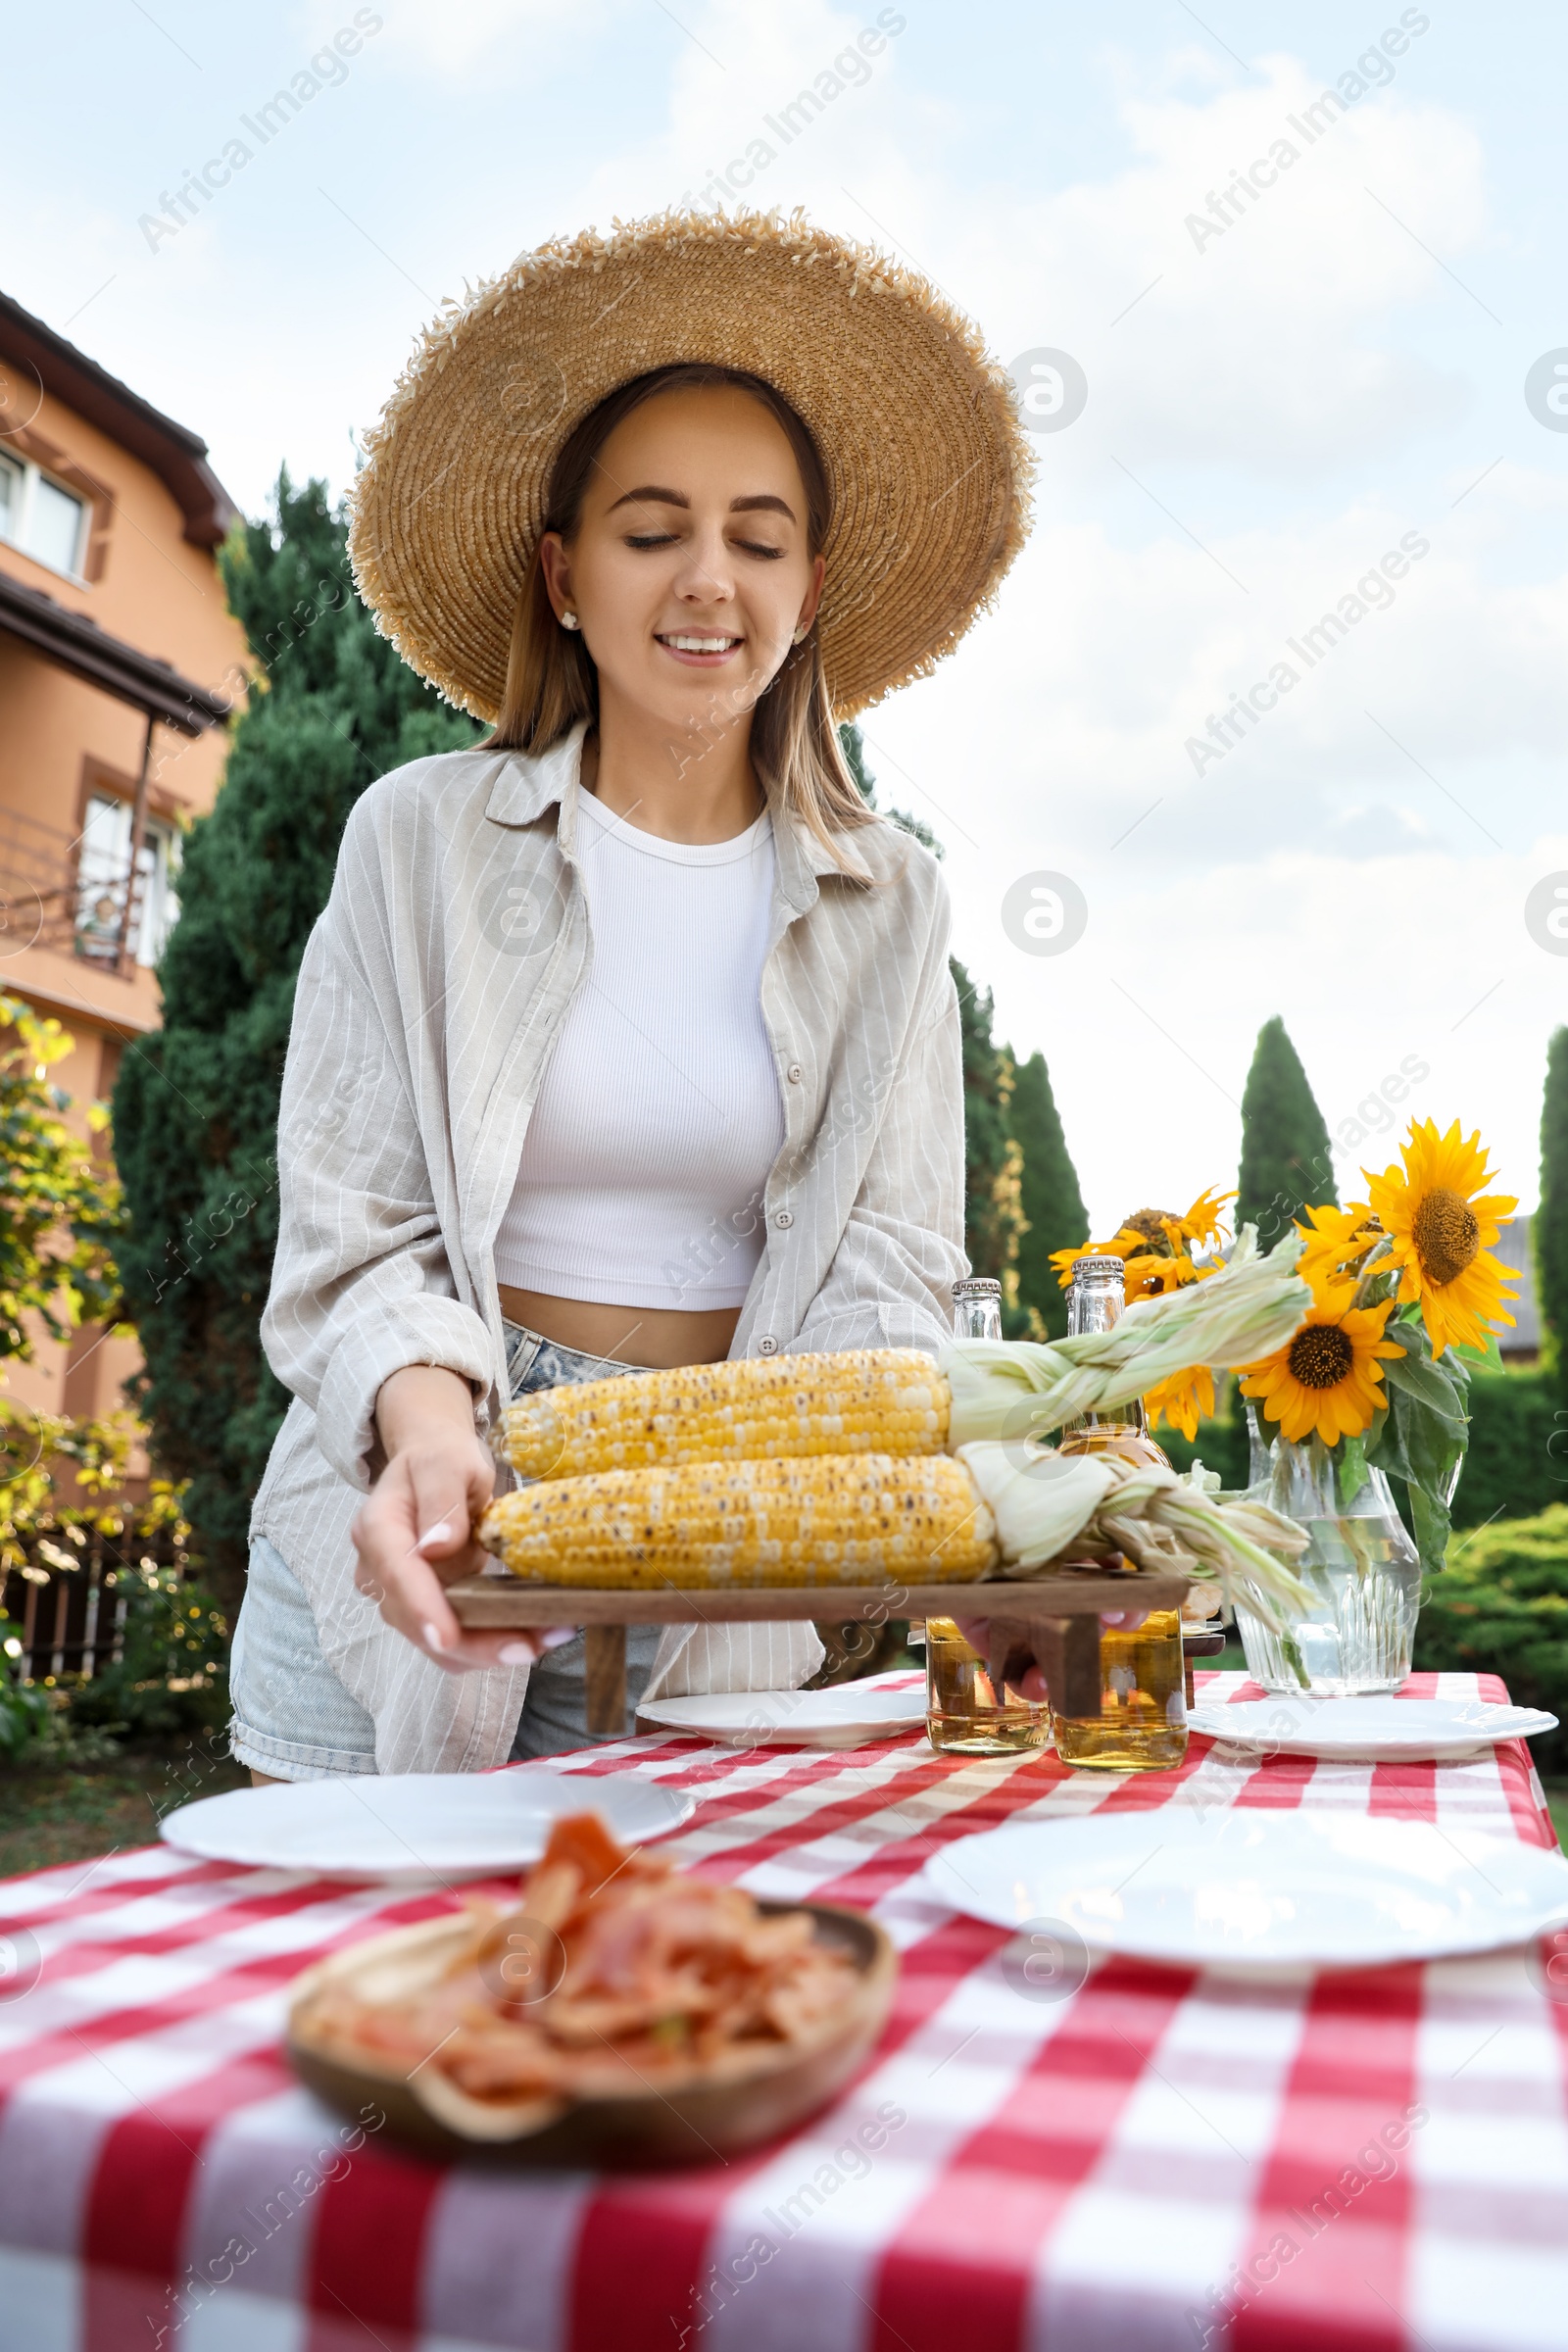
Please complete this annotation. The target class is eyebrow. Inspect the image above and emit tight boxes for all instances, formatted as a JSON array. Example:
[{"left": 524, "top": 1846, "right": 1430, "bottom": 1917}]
[{"left": 606, "top": 485, "right": 798, "bottom": 523}]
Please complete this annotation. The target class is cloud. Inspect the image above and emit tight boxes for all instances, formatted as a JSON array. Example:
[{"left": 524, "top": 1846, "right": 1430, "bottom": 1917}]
[
  {"left": 948, "top": 837, "right": 1568, "bottom": 1234},
  {"left": 864, "top": 475, "right": 1568, "bottom": 877},
  {"left": 758, "top": 39, "right": 1491, "bottom": 477}
]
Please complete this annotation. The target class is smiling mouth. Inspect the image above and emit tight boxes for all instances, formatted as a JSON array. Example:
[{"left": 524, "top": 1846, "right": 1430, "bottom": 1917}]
[{"left": 657, "top": 632, "right": 744, "bottom": 656}]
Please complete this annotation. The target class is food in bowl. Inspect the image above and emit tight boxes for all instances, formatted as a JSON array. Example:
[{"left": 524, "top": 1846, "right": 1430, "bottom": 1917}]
[{"left": 295, "top": 1812, "right": 863, "bottom": 2110}]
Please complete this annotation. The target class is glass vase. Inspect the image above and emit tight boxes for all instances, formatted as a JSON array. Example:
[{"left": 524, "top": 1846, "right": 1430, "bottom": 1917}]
[{"left": 1234, "top": 1409, "right": 1422, "bottom": 1696}]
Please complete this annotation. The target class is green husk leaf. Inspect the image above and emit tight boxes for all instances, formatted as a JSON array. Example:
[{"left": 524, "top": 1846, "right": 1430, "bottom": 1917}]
[
  {"left": 957, "top": 1444, "right": 1313, "bottom": 1633},
  {"left": 942, "top": 1227, "right": 1309, "bottom": 1446}
]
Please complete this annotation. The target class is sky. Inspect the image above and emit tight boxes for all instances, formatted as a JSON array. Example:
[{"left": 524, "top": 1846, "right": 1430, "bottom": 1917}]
[{"left": 5, "top": 0, "right": 1566, "bottom": 1234}]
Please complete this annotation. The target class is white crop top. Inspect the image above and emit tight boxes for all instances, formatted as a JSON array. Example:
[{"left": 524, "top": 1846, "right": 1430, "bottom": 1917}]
[{"left": 493, "top": 791, "right": 785, "bottom": 1310}]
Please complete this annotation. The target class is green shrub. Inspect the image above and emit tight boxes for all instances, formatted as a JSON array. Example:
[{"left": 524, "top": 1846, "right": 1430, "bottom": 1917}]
[
  {"left": 0, "top": 1672, "right": 47, "bottom": 1761},
  {"left": 0, "top": 1425, "right": 228, "bottom": 1758},
  {"left": 64, "top": 1558, "right": 229, "bottom": 1745},
  {"left": 1415, "top": 1504, "right": 1568, "bottom": 1773},
  {"left": 1449, "top": 1368, "right": 1567, "bottom": 1527},
  {"left": 1156, "top": 1368, "right": 1567, "bottom": 1534}
]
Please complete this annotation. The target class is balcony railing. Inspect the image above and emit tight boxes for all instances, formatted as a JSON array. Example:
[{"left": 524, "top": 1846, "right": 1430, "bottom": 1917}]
[{"left": 0, "top": 803, "right": 151, "bottom": 972}]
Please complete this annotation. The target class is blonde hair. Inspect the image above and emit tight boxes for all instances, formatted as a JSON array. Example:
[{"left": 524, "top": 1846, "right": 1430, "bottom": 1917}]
[{"left": 489, "top": 364, "right": 878, "bottom": 868}]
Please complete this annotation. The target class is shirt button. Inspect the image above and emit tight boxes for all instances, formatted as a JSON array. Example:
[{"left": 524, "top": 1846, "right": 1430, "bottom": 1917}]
[
  {"left": 786, "top": 1062, "right": 803, "bottom": 1084},
  {"left": 775, "top": 1210, "right": 794, "bottom": 1229},
  {"left": 758, "top": 1335, "right": 778, "bottom": 1355}
]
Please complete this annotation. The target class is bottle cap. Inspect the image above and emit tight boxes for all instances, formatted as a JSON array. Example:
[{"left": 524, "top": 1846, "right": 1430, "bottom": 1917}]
[
  {"left": 952, "top": 1277, "right": 1002, "bottom": 1296},
  {"left": 1069, "top": 1256, "right": 1125, "bottom": 1282}
]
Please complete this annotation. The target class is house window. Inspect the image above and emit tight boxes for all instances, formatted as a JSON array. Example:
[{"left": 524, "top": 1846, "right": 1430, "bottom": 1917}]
[
  {"left": 0, "top": 451, "right": 88, "bottom": 578},
  {"left": 74, "top": 794, "right": 181, "bottom": 969}
]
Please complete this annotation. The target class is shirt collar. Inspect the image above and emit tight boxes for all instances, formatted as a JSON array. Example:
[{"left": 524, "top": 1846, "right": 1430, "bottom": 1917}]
[{"left": 481, "top": 718, "right": 841, "bottom": 907}]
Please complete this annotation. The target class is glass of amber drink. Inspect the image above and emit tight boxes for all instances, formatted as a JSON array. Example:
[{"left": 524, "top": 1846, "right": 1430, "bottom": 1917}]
[
  {"left": 1049, "top": 1608, "right": 1188, "bottom": 1769},
  {"left": 925, "top": 1615, "right": 1052, "bottom": 1757}
]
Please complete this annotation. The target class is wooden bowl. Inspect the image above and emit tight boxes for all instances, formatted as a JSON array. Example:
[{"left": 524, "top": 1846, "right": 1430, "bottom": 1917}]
[{"left": 287, "top": 1899, "right": 897, "bottom": 2168}]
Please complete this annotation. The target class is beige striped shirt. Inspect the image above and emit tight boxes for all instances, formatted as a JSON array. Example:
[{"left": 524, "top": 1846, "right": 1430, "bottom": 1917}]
[{"left": 251, "top": 723, "right": 965, "bottom": 1773}]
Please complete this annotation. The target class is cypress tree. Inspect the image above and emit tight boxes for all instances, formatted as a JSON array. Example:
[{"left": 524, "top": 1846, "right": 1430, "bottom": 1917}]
[
  {"left": 1235, "top": 1015, "right": 1337, "bottom": 1249},
  {"left": 112, "top": 472, "right": 479, "bottom": 1605},
  {"left": 1010, "top": 1050, "right": 1088, "bottom": 1338},
  {"left": 952, "top": 963, "right": 1024, "bottom": 1296},
  {"left": 1539, "top": 1027, "right": 1568, "bottom": 1380}
]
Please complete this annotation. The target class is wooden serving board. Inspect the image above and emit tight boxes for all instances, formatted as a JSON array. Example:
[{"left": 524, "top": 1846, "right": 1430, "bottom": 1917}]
[{"left": 447, "top": 1573, "right": 1192, "bottom": 1732}]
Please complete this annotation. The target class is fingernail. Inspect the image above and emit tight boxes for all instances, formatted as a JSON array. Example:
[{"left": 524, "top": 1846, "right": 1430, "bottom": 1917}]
[
  {"left": 417, "top": 1522, "right": 455, "bottom": 1552},
  {"left": 539, "top": 1627, "right": 578, "bottom": 1651},
  {"left": 422, "top": 1621, "right": 450, "bottom": 1653},
  {"left": 497, "top": 1641, "right": 537, "bottom": 1666}
]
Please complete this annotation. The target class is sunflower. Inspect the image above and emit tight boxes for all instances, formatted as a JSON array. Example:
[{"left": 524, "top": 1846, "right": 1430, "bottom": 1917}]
[
  {"left": 1118, "top": 1243, "right": 1209, "bottom": 1298},
  {"left": 1238, "top": 1278, "right": 1405, "bottom": 1446},
  {"left": 1054, "top": 1188, "right": 1229, "bottom": 1422},
  {"left": 1145, "top": 1363, "right": 1215, "bottom": 1442},
  {"left": 1172, "top": 1186, "right": 1235, "bottom": 1251},
  {"left": 1362, "top": 1118, "right": 1519, "bottom": 1358},
  {"left": 1054, "top": 1184, "right": 1233, "bottom": 1298},
  {"left": 1295, "top": 1202, "right": 1384, "bottom": 1289}
]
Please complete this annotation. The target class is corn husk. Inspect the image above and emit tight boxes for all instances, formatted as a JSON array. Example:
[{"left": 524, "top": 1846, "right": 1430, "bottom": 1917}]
[
  {"left": 959, "top": 1442, "right": 1312, "bottom": 1633},
  {"left": 941, "top": 1227, "right": 1307, "bottom": 1446}
]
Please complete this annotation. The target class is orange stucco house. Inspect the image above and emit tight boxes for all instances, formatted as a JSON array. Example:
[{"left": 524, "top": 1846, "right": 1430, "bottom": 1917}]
[{"left": 0, "top": 290, "right": 247, "bottom": 1432}]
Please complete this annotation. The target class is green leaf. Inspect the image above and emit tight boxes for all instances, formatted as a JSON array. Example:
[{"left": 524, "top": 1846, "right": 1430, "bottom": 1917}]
[
  {"left": 1338, "top": 1433, "right": 1369, "bottom": 1506},
  {"left": 1407, "top": 1479, "right": 1452, "bottom": 1580},
  {"left": 1382, "top": 1350, "right": 1469, "bottom": 1434}
]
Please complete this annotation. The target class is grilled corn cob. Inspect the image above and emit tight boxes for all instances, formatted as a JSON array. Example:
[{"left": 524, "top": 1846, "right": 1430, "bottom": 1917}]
[
  {"left": 494, "top": 1236, "right": 1312, "bottom": 1483},
  {"left": 478, "top": 1453, "right": 995, "bottom": 1588},
  {"left": 495, "top": 1348, "right": 948, "bottom": 1482}
]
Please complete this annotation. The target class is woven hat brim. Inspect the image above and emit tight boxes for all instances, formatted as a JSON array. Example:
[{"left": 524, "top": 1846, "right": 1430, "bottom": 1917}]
[{"left": 348, "top": 208, "right": 1034, "bottom": 722}]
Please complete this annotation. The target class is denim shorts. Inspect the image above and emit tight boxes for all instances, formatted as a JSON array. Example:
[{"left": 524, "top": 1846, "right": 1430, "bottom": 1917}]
[{"left": 228, "top": 1323, "right": 662, "bottom": 1779}]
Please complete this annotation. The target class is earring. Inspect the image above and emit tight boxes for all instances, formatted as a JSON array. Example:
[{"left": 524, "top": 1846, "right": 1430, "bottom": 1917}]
[
  {"left": 791, "top": 622, "right": 808, "bottom": 645},
  {"left": 560, "top": 611, "right": 581, "bottom": 632}
]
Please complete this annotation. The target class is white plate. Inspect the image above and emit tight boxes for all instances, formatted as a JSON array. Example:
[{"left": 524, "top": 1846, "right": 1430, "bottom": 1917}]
[
  {"left": 160, "top": 1770, "right": 696, "bottom": 1881},
  {"left": 639, "top": 1682, "right": 927, "bottom": 1749},
  {"left": 1188, "top": 1695, "right": 1558, "bottom": 1760},
  {"left": 925, "top": 1811, "right": 1568, "bottom": 1970}
]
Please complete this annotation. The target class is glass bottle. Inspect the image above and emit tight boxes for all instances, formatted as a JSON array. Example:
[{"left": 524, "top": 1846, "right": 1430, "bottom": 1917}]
[
  {"left": 925, "top": 1278, "right": 1051, "bottom": 1757},
  {"left": 952, "top": 1276, "right": 1004, "bottom": 1341},
  {"left": 1053, "top": 1256, "right": 1188, "bottom": 1770}
]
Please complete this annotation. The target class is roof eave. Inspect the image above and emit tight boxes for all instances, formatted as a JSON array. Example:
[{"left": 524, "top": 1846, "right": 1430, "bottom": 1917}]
[{"left": 0, "top": 290, "right": 239, "bottom": 550}]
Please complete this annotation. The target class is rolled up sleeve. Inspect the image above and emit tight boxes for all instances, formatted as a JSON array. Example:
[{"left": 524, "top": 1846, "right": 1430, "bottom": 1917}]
[{"left": 261, "top": 913, "right": 493, "bottom": 1492}]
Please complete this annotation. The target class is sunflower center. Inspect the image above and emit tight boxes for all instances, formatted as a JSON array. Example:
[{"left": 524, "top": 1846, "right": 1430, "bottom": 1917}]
[
  {"left": 1412, "top": 1187, "right": 1480, "bottom": 1288},
  {"left": 1286, "top": 1325, "right": 1355, "bottom": 1391}
]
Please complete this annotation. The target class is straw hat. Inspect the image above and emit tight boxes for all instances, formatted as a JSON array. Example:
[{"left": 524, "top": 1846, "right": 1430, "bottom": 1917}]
[{"left": 349, "top": 209, "right": 1033, "bottom": 721}]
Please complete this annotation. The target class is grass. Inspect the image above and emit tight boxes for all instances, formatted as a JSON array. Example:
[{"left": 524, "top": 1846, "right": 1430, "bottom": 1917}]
[{"left": 0, "top": 1748, "right": 250, "bottom": 1881}]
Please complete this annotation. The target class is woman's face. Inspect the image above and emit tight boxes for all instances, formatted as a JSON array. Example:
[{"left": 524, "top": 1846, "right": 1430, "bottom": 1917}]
[{"left": 540, "top": 384, "right": 824, "bottom": 739}]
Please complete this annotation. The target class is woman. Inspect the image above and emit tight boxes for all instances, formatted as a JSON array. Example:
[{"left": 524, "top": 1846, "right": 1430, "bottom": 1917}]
[{"left": 229, "top": 210, "right": 1032, "bottom": 1780}]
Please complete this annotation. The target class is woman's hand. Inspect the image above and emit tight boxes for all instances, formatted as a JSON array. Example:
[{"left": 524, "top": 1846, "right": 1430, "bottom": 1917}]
[
  {"left": 351, "top": 1364, "right": 570, "bottom": 1673},
  {"left": 951, "top": 1609, "right": 1151, "bottom": 1706}
]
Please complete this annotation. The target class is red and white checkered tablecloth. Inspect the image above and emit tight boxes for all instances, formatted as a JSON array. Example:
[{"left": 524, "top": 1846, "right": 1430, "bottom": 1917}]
[{"left": 0, "top": 1668, "right": 1563, "bottom": 2352}]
